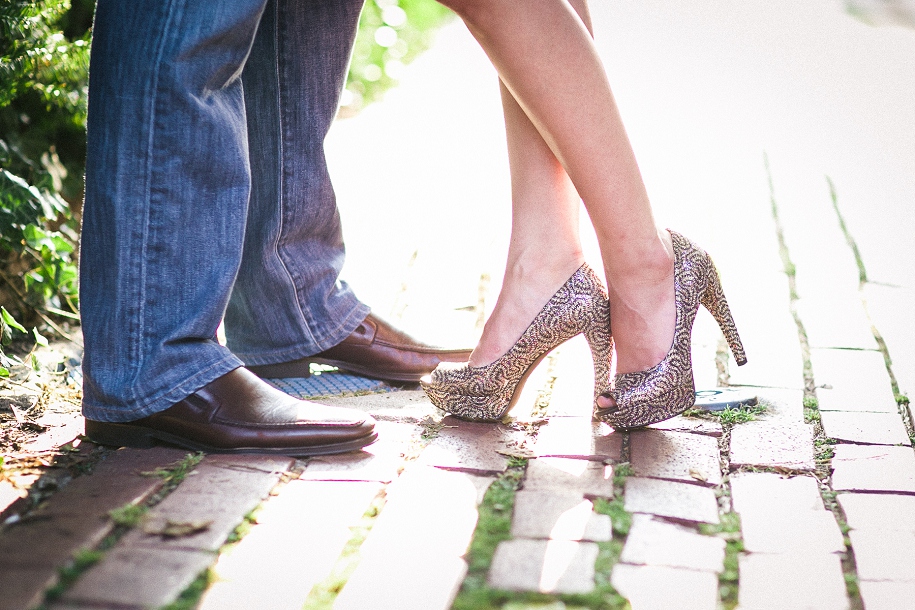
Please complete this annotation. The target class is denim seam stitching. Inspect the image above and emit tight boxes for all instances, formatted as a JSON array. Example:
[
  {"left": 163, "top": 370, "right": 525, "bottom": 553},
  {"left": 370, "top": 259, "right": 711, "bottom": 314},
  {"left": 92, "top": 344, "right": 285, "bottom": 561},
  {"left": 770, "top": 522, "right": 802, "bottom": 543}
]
[
  {"left": 129, "top": 0, "right": 181, "bottom": 406},
  {"left": 270, "top": 0, "right": 319, "bottom": 348}
]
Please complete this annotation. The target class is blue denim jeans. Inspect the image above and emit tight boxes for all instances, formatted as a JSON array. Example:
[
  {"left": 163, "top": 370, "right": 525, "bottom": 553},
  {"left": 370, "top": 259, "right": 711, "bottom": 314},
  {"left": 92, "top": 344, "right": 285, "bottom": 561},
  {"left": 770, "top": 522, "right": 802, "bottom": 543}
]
[{"left": 80, "top": 0, "right": 370, "bottom": 422}]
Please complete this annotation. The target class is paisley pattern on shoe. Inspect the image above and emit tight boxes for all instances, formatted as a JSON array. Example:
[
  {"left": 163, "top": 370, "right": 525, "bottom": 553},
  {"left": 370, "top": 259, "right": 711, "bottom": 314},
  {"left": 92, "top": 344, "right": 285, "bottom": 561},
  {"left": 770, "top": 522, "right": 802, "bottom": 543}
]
[
  {"left": 421, "top": 264, "right": 613, "bottom": 422},
  {"left": 596, "top": 231, "right": 747, "bottom": 430}
]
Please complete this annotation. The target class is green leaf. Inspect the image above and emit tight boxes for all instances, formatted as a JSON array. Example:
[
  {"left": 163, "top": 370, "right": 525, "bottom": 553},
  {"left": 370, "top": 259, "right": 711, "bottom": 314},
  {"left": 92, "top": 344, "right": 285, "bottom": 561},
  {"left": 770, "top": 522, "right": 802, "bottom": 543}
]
[
  {"left": 1, "top": 307, "right": 26, "bottom": 333},
  {"left": 0, "top": 367, "right": 9, "bottom": 378},
  {"left": 31, "top": 352, "right": 40, "bottom": 371},
  {"left": 33, "top": 327, "right": 48, "bottom": 347}
]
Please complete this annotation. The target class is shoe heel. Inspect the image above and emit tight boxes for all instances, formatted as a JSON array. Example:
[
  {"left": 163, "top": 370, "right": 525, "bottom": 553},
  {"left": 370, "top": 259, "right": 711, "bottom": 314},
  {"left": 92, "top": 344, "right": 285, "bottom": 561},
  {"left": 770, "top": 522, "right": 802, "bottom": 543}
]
[
  {"left": 582, "top": 296, "right": 614, "bottom": 403},
  {"left": 84, "top": 420, "right": 159, "bottom": 449},
  {"left": 700, "top": 263, "right": 747, "bottom": 366}
]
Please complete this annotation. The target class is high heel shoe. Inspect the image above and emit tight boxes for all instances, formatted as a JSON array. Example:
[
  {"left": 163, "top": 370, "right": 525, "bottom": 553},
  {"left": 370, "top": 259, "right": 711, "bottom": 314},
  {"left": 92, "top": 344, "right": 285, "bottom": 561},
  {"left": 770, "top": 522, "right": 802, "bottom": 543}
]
[
  {"left": 421, "top": 263, "right": 613, "bottom": 422},
  {"left": 596, "top": 231, "right": 747, "bottom": 430}
]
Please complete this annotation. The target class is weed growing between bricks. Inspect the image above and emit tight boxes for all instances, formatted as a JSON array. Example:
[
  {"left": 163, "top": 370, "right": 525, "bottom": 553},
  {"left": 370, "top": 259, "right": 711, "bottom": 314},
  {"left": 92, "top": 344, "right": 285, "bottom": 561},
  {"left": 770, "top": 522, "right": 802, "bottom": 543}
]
[
  {"left": 302, "top": 419, "right": 447, "bottom": 609},
  {"left": 164, "top": 461, "right": 307, "bottom": 608},
  {"left": 452, "top": 455, "right": 631, "bottom": 610},
  {"left": 710, "top": 411, "right": 743, "bottom": 610},
  {"left": 808, "top": 395, "right": 864, "bottom": 610},
  {"left": 769, "top": 166, "right": 868, "bottom": 609},
  {"left": 302, "top": 489, "right": 389, "bottom": 609}
]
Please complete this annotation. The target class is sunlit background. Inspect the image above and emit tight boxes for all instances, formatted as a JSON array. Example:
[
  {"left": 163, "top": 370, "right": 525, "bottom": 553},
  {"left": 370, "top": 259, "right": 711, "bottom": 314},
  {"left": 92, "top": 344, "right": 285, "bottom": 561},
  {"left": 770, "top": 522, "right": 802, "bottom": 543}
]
[{"left": 327, "top": 0, "right": 915, "bottom": 395}]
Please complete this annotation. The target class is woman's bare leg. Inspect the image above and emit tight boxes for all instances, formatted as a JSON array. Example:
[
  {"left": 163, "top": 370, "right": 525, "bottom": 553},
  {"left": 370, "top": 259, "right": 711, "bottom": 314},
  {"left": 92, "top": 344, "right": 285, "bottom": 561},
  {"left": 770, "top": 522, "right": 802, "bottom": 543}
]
[
  {"left": 439, "top": 0, "right": 675, "bottom": 382},
  {"left": 469, "top": 0, "right": 593, "bottom": 367}
]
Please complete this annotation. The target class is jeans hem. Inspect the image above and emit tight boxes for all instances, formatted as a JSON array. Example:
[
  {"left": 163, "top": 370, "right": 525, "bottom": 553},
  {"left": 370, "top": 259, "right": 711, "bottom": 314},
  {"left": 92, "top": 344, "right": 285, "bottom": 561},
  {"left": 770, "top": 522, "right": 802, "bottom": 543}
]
[
  {"left": 235, "top": 301, "right": 371, "bottom": 366},
  {"left": 82, "top": 355, "right": 244, "bottom": 423}
]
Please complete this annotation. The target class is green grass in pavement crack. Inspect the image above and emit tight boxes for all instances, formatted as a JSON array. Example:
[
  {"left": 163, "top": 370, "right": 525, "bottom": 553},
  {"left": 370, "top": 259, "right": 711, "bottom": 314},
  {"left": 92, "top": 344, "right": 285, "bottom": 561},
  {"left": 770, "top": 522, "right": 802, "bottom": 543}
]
[
  {"left": 165, "top": 462, "right": 307, "bottom": 609},
  {"left": 108, "top": 502, "right": 148, "bottom": 527},
  {"left": 765, "top": 163, "right": 865, "bottom": 609},
  {"left": 682, "top": 402, "right": 767, "bottom": 426},
  {"left": 826, "top": 176, "right": 901, "bottom": 398},
  {"left": 765, "top": 154, "right": 816, "bottom": 400},
  {"left": 453, "top": 458, "right": 632, "bottom": 610},
  {"left": 803, "top": 396, "right": 821, "bottom": 424},
  {"left": 160, "top": 569, "right": 219, "bottom": 610},
  {"left": 805, "top": 390, "right": 865, "bottom": 609},
  {"left": 302, "top": 490, "right": 388, "bottom": 610},
  {"left": 700, "top": 512, "right": 743, "bottom": 609}
]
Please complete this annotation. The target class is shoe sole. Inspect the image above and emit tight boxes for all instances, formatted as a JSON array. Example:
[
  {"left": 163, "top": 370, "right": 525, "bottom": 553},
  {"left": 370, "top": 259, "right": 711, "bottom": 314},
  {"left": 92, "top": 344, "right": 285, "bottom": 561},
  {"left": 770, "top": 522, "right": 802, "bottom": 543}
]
[{"left": 84, "top": 420, "right": 378, "bottom": 457}]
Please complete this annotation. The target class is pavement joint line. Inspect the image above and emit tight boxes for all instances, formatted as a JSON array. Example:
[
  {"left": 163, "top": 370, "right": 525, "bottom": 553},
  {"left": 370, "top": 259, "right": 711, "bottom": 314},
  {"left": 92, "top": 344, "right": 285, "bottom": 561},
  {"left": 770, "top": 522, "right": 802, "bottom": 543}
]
[
  {"left": 826, "top": 176, "right": 901, "bottom": 399},
  {"left": 825, "top": 178, "right": 914, "bottom": 444},
  {"left": 768, "top": 162, "right": 868, "bottom": 609},
  {"left": 765, "top": 153, "right": 816, "bottom": 400}
]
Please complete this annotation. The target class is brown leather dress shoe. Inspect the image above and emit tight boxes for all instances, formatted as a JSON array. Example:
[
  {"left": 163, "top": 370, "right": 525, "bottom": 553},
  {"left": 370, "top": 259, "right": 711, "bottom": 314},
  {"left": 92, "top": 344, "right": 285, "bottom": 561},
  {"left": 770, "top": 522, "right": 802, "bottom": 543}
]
[
  {"left": 248, "top": 313, "right": 472, "bottom": 383},
  {"left": 84, "top": 368, "right": 377, "bottom": 456}
]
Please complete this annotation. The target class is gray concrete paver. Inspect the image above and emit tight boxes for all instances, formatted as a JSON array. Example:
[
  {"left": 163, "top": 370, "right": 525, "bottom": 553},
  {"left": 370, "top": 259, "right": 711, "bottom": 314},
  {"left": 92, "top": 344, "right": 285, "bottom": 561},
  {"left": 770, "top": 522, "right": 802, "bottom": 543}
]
[
  {"left": 728, "top": 420, "right": 814, "bottom": 471},
  {"left": 510, "top": 490, "right": 611, "bottom": 541},
  {"left": 737, "top": 553, "right": 849, "bottom": 610},
  {"left": 533, "top": 416, "right": 622, "bottom": 461},
  {"left": 819, "top": 410, "right": 911, "bottom": 446},
  {"left": 487, "top": 539, "right": 599, "bottom": 594},
  {"left": 729, "top": 472, "right": 824, "bottom": 514},
  {"left": 837, "top": 493, "right": 915, "bottom": 532},
  {"left": 415, "top": 416, "right": 516, "bottom": 474},
  {"left": 619, "top": 514, "right": 725, "bottom": 573},
  {"left": 623, "top": 477, "right": 720, "bottom": 525},
  {"left": 796, "top": 297, "right": 878, "bottom": 351},
  {"left": 522, "top": 457, "right": 615, "bottom": 498},
  {"left": 629, "top": 429, "right": 722, "bottom": 486},
  {"left": 610, "top": 563, "right": 719, "bottom": 610},
  {"left": 831, "top": 444, "right": 915, "bottom": 493},
  {"left": 333, "top": 465, "right": 480, "bottom": 610},
  {"left": 739, "top": 509, "right": 845, "bottom": 554},
  {"left": 813, "top": 349, "right": 899, "bottom": 413},
  {"left": 857, "top": 581, "right": 915, "bottom": 610},
  {"left": 848, "top": 529, "right": 915, "bottom": 582}
]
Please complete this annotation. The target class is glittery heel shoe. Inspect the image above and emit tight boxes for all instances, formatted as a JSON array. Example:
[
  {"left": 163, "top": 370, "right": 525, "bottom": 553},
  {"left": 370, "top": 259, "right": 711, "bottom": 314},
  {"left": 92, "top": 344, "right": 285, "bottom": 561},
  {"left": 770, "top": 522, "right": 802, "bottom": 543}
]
[
  {"left": 421, "top": 263, "right": 613, "bottom": 422},
  {"left": 596, "top": 231, "right": 747, "bottom": 430}
]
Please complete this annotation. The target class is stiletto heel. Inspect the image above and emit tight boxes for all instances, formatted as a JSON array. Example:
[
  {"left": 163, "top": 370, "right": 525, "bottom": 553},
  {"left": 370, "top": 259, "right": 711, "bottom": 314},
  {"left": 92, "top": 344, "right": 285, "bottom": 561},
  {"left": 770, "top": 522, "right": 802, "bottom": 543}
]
[
  {"left": 596, "top": 231, "right": 747, "bottom": 430},
  {"left": 699, "top": 261, "right": 747, "bottom": 365},
  {"left": 421, "top": 264, "right": 612, "bottom": 422}
]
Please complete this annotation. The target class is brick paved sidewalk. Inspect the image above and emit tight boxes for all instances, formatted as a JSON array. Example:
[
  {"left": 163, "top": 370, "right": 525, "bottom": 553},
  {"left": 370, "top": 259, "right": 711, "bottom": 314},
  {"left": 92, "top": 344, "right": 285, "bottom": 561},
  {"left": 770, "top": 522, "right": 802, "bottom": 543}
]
[{"left": 3, "top": 5, "right": 914, "bottom": 609}]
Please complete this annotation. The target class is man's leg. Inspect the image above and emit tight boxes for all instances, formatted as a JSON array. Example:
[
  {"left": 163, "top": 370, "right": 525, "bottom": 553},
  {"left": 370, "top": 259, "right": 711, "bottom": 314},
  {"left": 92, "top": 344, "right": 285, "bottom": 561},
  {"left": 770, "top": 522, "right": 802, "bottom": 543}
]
[
  {"left": 81, "top": 0, "right": 268, "bottom": 421},
  {"left": 80, "top": 0, "right": 375, "bottom": 455},
  {"left": 225, "top": 0, "right": 472, "bottom": 382},
  {"left": 225, "top": 0, "right": 369, "bottom": 361}
]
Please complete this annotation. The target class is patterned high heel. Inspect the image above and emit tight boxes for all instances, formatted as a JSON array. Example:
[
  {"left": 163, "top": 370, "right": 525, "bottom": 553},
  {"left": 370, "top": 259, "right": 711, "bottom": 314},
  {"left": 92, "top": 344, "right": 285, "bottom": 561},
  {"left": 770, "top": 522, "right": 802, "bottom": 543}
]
[
  {"left": 421, "top": 264, "right": 613, "bottom": 422},
  {"left": 596, "top": 231, "right": 747, "bottom": 430}
]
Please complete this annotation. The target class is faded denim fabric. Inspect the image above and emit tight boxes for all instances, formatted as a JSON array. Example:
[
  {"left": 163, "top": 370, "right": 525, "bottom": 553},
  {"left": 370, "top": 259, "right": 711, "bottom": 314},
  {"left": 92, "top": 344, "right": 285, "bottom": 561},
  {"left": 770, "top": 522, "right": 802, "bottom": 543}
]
[{"left": 80, "top": 0, "right": 369, "bottom": 421}]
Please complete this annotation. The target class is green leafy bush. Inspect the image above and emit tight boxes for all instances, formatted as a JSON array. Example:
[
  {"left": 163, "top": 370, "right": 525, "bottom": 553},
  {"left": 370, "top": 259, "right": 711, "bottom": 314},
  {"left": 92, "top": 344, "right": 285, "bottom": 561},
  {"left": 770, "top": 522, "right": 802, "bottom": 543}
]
[
  {"left": 0, "top": 0, "right": 91, "bottom": 326},
  {"left": 342, "top": 0, "right": 453, "bottom": 116},
  {"left": 0, "top": 0, "right": 451, "bottom": 329}
]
